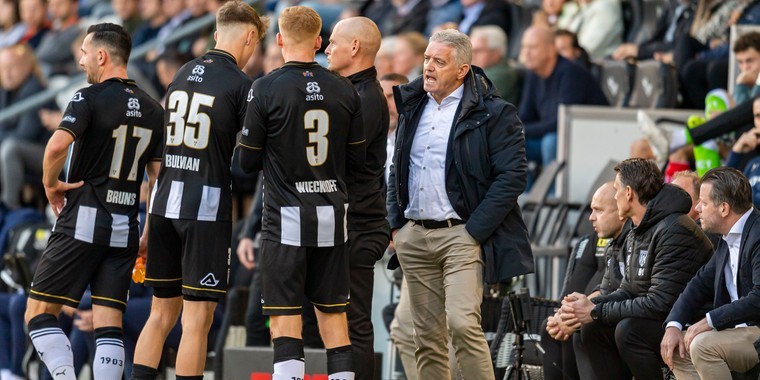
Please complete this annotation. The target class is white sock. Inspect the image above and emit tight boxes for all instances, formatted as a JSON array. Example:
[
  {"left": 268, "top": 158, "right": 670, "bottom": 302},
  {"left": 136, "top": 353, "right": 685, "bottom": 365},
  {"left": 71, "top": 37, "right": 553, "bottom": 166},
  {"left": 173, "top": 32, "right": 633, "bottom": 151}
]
[
  {"left": 28, "top": 314, "right": 75, "bottom": 380},
  {"left": 273, "top": 359, "right": 304, "bottom": 380},
  {"left": 93, "top": 336, "right": 125, "bottom": 380},
  {"left": 329, "top": 371, "right": 355, "bottom": 380},
  {"left": 1, "top": 369, "right": 11, "bottom": 380}
]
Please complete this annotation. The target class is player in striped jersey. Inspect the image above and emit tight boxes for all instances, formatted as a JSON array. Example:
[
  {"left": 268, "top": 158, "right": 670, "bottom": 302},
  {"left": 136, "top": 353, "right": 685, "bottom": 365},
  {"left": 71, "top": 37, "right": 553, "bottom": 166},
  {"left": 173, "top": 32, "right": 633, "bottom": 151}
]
[
  {"left": 129, "top": 2, "right": 267, "bottom": 380},
  {"left": 238, "top": 6, "right": 365, "bottom": 380},
  {"left": 24, "top": 23, "right": 164, "bottom": 380}
]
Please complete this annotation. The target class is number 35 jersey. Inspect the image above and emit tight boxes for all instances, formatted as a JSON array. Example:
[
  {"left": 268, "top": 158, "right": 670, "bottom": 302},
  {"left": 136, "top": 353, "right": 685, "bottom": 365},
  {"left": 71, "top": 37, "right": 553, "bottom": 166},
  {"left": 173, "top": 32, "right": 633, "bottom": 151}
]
[
  {"left": 149, "top": 49, "right": 252, "bottom": 222},
  {"left": 54, "top": 78, "right": 164, "bottom": 247},
  {"left": 239, "top": 61, "right": 365, "bottom": 247}
]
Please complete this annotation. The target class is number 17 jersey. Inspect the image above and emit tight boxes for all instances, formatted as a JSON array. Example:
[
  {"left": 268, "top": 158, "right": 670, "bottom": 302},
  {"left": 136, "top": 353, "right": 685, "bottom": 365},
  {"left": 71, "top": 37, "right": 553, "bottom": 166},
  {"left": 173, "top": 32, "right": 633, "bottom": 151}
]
[
  {"left": 149, "top": 49, "right": 252, "bottom": 222},
  {"left": 239, "top": 61, "right": 365, "bottom": 247}
]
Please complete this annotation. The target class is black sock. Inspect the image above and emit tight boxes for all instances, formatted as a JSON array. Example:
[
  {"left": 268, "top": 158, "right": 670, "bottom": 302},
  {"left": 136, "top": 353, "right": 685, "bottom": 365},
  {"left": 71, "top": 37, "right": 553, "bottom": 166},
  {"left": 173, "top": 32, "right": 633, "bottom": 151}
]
[
  {"left": 129, "top": 364, "right": 158, "bottom": 380},
  {"left": 273, "top": 337, "right": 305, "bottom": 379},
  {"left": 175, "top": 376, "right": 203, "bottom": 380},
  {"left": 327, "top": 344, "right": 353, "bottom": 379}
]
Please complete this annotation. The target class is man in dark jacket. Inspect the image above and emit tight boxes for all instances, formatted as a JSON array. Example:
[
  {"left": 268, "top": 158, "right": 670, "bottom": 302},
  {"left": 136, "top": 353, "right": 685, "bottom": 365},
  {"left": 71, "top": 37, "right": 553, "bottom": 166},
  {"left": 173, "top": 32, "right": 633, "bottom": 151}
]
[
  {"left": 387, "top": 29, "right": 532, "bottom": 379},
  {"left": 661, "top": 167, "right": 760, "bottom": 379},
  {"left": 559, "top": 158, "right": 713, "bottom": 380},
  {"left": 325, "top": 17, "right": 390, "bottom": 380}
]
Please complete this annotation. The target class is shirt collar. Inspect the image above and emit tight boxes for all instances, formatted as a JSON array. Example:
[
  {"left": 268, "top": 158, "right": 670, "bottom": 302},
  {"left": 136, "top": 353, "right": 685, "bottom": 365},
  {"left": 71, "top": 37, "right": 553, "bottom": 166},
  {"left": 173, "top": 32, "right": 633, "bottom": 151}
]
[
  {"left": 426, "top": 83, "right": 464, "bottom": 106},
  {"left": 723, "top": 208, "right": 754, "bottom": 243}
]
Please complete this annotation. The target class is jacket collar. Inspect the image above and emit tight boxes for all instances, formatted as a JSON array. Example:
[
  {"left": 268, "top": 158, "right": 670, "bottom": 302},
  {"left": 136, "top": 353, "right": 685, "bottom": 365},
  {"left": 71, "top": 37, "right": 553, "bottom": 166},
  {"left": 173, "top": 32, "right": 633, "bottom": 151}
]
[
  {"left": 347, "top": 66, "right": 378, "bottom": 85},
  {"left": 393, "top": 65, "right": 495, "bottom": 125}
]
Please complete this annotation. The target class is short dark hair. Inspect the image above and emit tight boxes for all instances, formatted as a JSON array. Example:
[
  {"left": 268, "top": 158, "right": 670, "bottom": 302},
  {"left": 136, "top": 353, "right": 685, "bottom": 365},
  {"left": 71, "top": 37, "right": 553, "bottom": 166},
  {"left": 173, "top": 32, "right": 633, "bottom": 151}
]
[
  {"left": 87, "top": 23, "right": 131, "bottom": 65},
  {"left": 216, "top": 0, "right": 268, "bottom": 41},
  {"left": 733, "top": 31, "right": 760, "bottom": 54},
  {"left": 700, "top": 167, "right": 753, "bottom": 214},
  {"left": 379, "top": 73, "right": 409, "bottom": 84},
  {"left": 614, "top": 158, "right": 664, "bottom": 204},
  {"left": 555, "top": 29, "right": 581, "bottom": 49}
]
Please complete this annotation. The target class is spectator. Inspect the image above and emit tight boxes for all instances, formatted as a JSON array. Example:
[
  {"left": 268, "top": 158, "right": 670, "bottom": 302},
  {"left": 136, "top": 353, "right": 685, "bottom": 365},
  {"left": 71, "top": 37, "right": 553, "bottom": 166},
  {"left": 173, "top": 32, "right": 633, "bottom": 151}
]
[
  {"left": 393, "top": 31, "right": 426, "bottom": 80},
  {"left": 380, "top": 0, "right": 429, "bottom": 36},
  {"left": 154, "top": 49, "right": 186, "bottom": 100},
  {"left": 674, "top": 0, "right": 760, "bottom": 109},
  {"left": 0, "top": 44, "right": 49, "bottom": 145},
  {"left": 110, "top": 0, "right": 142, "bottom": 34},
  {"left": 470, "top": 25, "right": 522, "bottom": 105},
  {"left": 611, "top": 0, "right": 694, "bottom": 62},
  {"left": 542, "top": 182, "right": 628, "bottom": 380},
  {"left": 375, "top": 36, "right": 396, "bottom": 78},
  {"left": 671, "top": 170, "right": 701, "bottom": 221},
  {"left": 726, "top": 97, "right": 760, "bottom": 208},
  {"left": 379, "top": 73, "right": 408, "bottom": 182},
  {"left": 35, "top": 0, "right": 80, "bottom": 76},
  {"left": 563, "top": 0, "right": 623, "bottom": 60},
  {"left": 0, "top": 0, "right": 25, "bottom": 48},
  {"left": 131, "top": 0, "right": 167, "bottom": 47},
  {"left": 661, "top": 167, "right": 760, "bottom": 379},
  {"left": 560, "top": 158, "right": 713, "bottom": 380},
  {"left": 18, "top": 0, "right": 50, "bottom": 49},
  {"left": 554, "top": 29, "right": 591, "bottom": 70},
  {"left": 426, "top": 0, "right": 461, "bottom": 36},
  {"left": 457, "top": 0, "right": 510, "bottom": 36},
  {"left": 732, "top": 31, "right": 760, "bottom": 104},
  {"left": 388, "top": 29, "right": 533, "bottom": 379},
  {"left": 518, "top": 25, "right": 607, "bottom": 171},
  {"left": 532, "top": 0, "right": 578, "bottom": 29}
]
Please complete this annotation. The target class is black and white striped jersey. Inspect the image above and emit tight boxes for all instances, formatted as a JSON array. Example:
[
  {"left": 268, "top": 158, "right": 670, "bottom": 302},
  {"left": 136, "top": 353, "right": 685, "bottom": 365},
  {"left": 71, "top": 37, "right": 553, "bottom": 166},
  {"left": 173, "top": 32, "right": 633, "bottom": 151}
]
[
  {"left": 239, "top": 61, "right": 365, "bottom": 247},
  {"left": 53, "top": 78, "right": 164, "bottom": 247},
  {"left": 149, "top": 49, "right": 252, "bottom": 222}
]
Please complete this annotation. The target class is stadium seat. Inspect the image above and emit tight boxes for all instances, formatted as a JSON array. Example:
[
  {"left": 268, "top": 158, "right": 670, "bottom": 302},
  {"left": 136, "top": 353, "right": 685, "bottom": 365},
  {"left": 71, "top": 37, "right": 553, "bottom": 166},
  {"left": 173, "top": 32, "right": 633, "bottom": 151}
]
[
  {"left": 599, "top": 60, "right": 634, "bottom": 107},
  {"left": 631, "top": 0, "right": 669, "bottom": 45},
  {"left": 628, "top": 59, "right": 679, "bottom": 109}
]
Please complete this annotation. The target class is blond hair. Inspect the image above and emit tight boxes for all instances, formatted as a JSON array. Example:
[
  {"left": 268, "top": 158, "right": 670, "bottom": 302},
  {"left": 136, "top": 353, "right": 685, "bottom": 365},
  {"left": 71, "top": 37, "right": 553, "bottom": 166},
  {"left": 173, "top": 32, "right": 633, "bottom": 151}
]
[{"left": 278, "top": 5, "right": 321, "bottom": 44}]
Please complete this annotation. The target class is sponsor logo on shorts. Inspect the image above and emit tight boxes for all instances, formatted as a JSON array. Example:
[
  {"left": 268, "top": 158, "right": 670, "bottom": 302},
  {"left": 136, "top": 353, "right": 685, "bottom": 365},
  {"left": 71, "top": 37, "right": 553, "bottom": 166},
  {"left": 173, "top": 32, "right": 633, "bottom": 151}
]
[{"left": 200, "top": 273, "right": 219, "bottom": 287}]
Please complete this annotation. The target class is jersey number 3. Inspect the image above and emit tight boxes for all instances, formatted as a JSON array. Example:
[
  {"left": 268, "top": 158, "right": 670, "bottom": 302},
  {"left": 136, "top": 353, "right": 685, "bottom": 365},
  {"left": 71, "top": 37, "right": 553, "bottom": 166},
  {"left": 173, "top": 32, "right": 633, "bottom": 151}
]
[
  {"left": 167, "top": 91, "right": 215, "bottom": 150},
  {"left": 304, "top": 109, "right": 329, "bottom": 166}
]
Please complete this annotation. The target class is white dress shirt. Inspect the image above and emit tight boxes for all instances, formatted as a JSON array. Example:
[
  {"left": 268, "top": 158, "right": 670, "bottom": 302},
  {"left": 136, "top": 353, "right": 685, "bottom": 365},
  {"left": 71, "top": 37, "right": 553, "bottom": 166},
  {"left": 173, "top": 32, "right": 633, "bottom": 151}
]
[
  {"left": 404, "top": 84, "right": 464, "bottom": 222},
  {"left": 706, "top": 208, "right": 754, "bottom": 329},
  {"left": 385, "top": 130, "right": 396, "bottom": 185}
]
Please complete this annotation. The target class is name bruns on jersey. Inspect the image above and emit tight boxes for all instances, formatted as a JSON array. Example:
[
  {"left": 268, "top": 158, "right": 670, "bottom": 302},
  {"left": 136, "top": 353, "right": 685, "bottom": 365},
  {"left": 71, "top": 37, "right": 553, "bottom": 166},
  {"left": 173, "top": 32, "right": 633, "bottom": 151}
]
[
  {"left": 165, "top": 154, "right": 200, "bottom": 172},
  {"left": 106, "top": 189, "right": 137, "bottom": 206},
  {"left": 294, "top": 179, "right": 338, "bottom": 194}
]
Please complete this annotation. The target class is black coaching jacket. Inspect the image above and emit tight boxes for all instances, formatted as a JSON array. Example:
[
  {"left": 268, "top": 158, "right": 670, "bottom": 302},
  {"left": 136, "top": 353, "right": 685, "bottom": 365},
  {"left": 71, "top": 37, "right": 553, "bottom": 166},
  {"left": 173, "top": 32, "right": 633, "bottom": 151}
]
[
  {"left": 592, "top": 184, "right": 714, "bottom": 325},
  {"left": 386, "top": 66, "right": 534, "bottom": 283}
]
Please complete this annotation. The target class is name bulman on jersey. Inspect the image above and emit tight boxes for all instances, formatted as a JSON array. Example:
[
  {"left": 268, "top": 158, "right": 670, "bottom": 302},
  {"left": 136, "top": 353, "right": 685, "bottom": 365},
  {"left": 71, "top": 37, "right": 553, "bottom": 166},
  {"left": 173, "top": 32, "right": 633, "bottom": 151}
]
[{"left": 165, "top": 154, "right": 200, "bottom": 172}]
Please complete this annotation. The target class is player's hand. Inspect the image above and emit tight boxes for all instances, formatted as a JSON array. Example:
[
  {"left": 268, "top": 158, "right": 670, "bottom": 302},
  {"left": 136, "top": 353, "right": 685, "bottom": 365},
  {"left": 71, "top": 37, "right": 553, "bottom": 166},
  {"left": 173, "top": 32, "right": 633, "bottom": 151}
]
[
  {"left": 683, "top": 318, "right": 711, "bottom": 353},
  {"left": 45, "top": 180, "right": 84, "bottom": 216},
  {"left": 237, "top": 237, "right": 256, "bottom": 270},
  {"left": 138, "top": 234, "right": 148, "bottom": 258}
]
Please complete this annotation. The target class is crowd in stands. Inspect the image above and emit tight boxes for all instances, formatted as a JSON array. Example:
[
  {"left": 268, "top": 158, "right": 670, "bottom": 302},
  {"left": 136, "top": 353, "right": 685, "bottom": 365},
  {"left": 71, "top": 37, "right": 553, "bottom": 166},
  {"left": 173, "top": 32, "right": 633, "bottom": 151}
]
[{"left": 5, "top": 0, "right": 760, "bottom": 378}]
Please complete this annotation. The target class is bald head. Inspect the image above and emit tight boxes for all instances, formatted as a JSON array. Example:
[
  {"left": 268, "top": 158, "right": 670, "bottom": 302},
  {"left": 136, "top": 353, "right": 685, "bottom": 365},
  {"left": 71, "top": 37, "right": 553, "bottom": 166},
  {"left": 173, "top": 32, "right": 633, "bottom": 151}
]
[
  {"left": 520, "top": 25, "right": 558, "bottom": 77},
  {"left": 590, "top": 182, "right": 624, "bottom": 239},
  {"left": 326, "top": 16, "right": 381, "bottom": 76}
]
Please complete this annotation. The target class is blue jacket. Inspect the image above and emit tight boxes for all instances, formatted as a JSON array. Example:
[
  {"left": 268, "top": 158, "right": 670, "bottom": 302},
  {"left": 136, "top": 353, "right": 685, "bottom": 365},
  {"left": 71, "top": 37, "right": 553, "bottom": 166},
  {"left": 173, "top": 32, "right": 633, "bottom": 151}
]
[
  {"left": 726, "top": 152, "right": 760, "bottom": 209},
  {"left": 666, "top": 209, "right": 760, "bottom": 330},
  {"left": 387, "top": 66, "right": 534, "bottom": 283}
]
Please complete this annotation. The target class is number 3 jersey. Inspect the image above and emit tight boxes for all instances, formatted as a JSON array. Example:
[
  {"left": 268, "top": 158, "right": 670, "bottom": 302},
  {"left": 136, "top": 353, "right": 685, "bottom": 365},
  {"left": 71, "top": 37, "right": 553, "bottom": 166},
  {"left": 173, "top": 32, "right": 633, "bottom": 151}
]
[
  {"left": 149, "top": 49, "right": 252, "bottom": 222},
  {"left": 239, "top": 61, "right": 365, "bottom": 247},
  {"left": 54, "top": 78, "right": 164, "bottom": 247}
]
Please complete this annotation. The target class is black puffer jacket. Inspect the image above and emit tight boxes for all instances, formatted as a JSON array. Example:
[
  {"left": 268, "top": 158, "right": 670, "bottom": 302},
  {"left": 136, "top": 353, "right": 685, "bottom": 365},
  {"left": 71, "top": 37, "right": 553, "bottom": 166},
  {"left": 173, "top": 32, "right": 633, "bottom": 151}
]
[{"left": 592, "top": 184, "right": 714, "bottom": 325}]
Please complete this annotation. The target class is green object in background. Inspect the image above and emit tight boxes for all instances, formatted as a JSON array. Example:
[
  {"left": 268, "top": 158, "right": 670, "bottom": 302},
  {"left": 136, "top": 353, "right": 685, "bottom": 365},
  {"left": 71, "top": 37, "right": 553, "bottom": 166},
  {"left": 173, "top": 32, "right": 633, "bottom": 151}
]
[{"left": 688, "top": 115, "right": 721, "bottom": 177}]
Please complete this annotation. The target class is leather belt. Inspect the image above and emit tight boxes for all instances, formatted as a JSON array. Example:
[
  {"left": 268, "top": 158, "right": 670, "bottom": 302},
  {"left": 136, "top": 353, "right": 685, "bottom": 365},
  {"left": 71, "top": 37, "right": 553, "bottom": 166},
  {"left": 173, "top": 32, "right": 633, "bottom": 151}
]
[{"left": 411, "top": 219, "right": 464, "bottom": 229}]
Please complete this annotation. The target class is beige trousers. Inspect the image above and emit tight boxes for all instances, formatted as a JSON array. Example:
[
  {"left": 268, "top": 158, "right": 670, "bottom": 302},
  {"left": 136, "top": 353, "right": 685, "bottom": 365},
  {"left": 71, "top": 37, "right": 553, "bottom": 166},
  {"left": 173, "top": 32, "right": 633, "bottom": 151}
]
[
  {"left": 394, "top": 221, "right": 494, "bottom": 380},
  {"left": 672, "top": 326, "right": 760, "bottom": 380}
]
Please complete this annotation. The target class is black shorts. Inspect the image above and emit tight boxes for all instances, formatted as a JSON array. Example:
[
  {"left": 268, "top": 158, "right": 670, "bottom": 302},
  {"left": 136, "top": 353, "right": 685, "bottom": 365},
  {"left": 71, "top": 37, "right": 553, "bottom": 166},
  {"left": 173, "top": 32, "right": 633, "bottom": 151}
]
[
  {"left": 144, "top": 215, "right": 231, "bottom": 301},
  {"left": 30, "top": 233, "right": 135, "bottom": 312},
  {"left": 260, "top": 239, "right": 349, "bottom": 316}
]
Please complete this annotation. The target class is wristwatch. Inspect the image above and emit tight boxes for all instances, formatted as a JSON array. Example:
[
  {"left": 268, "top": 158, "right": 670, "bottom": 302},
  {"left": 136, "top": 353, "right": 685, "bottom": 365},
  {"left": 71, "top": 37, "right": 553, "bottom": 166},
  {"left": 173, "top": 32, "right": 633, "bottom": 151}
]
[{"left": 590, "top": 305, "right": 601, "bottom": 322}]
